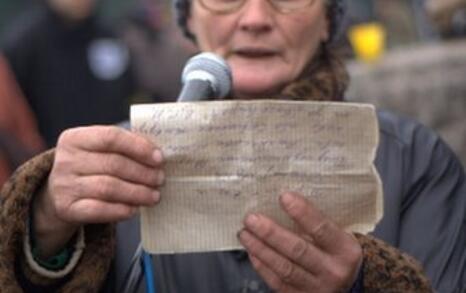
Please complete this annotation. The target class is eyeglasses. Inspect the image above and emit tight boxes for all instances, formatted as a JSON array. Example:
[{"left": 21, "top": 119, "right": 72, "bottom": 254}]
[{"left": 198, "top": 0, "right": 317, "bottom": 14}]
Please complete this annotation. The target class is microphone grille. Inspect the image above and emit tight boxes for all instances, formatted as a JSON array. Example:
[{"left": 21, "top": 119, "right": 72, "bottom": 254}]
[{"left": 182, "top": 52, "right": 232, "bottom": 99}]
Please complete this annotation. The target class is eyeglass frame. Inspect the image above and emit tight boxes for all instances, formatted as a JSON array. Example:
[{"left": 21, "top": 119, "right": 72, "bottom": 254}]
[{"left": 197, "top": 0, "right": 322, "bottom": 14}]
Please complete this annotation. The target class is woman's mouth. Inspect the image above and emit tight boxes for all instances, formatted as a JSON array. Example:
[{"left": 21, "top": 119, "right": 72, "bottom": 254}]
[{"left": 234, "top": 48, "right": 278, "bottom": 58}]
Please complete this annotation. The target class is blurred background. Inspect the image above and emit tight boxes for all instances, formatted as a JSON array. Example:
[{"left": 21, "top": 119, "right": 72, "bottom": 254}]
[{"left": 0, "top": 0, "right": 465, "bottom": 185}]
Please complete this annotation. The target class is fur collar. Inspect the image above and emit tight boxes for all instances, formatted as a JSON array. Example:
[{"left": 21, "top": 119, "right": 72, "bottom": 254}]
[{"left": 229, "top": 48, "right": 349, "bottom": 102}]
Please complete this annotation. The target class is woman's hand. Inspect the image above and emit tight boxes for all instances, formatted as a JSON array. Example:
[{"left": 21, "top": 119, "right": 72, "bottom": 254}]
[
  {"left": 34, "top": 126, "right": 164, "bottom": 257},
  {"left": 239, "top": 192, "right": 362, "bottom": 293}
]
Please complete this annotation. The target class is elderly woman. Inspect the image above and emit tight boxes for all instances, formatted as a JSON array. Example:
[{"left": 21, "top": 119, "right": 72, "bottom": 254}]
[{"left": 0, "top": 0, "right": 465, "bottom": 292}]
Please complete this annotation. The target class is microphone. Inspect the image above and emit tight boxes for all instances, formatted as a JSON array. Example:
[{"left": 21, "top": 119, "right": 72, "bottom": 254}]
[{"left": 177, "top": 52, "right": 232, "bottom": 102}]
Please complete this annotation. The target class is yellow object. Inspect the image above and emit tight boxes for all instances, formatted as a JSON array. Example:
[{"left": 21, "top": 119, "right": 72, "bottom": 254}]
[{"left": 349, "top": 23, "right": 386, "bottom": 63}]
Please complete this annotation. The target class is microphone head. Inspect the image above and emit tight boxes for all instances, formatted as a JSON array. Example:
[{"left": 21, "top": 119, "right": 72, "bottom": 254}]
[{"left": 181, "top": 52, "right": 232, "bottom": 99}]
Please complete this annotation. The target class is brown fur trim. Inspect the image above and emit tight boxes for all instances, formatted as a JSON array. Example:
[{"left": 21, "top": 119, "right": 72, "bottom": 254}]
[
  {"left": 281, "top": 47, "right": 349, "bottom": 101},
  {"left": 58, "top": 224, "right": 114, "bottom": 292},
  {"left": 0, "top": 150, "right": 115, "bottom": 292},
  {"left": 355, "top": 233, "right": 433, "bottom": 292},
  {"left": 0, "top": 150, "right": 54, "bottom": 292},
  {"left": 229, "top": 47, "right": 350, "bottom": 102}
]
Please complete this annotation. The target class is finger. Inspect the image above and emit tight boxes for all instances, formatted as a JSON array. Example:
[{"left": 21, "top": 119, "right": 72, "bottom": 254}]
[
  {"left": 75, "top": 175, "right": 160, "bottom": 206},
  {"left": 58, "top": 126, "right": 163, "bottom": 167},
  {"left": 280, "top": 192, "right": 348, "bottom": 253},
  {"left": 243, "top": 213, "right": 327, "bottom": 274},
  {"left": 68, "top": 151, "right": 165, "bottom": 187},
  {"left": 66, "top": 199, "right": 138, "bottom": 223},
  {"left": 239, "top": 229, "right": 314, "bottom": 289},
  {"left": 249, "top": 255, "right": 303, "bottom": 293}
]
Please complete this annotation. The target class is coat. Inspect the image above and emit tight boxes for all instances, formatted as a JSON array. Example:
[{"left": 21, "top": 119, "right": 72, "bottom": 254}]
[{"left": 1, "top": 110, "right": 464, "bottom": 292}]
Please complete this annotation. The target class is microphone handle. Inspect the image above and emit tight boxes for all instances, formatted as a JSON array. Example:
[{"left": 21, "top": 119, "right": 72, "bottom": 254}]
[{"left": 177, "top": 80, "right": 213, "bottom": 102}]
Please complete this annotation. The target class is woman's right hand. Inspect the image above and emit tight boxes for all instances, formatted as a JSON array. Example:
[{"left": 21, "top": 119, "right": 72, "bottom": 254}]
[{"left": 33, "top": 126, "right": 164, "bottom": 258}]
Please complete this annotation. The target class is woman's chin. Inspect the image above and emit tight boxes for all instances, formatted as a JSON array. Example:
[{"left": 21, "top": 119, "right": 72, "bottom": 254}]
[
  {"left": 233, "top": 87, "right": 276, "bottom": 99},
  {"left": 232, "top": 79, "right": 283, "bottom": 99}
]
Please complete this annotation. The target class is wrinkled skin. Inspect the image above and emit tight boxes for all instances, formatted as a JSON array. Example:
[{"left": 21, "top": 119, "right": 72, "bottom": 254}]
[
  {"left": 239, "top": 192, "right": 362, "bottom": 293},
  {"left": 187, "top": 0, "right": 329, "bottom": 98},
  {"left": 34, "top": 126, "right": 164, "bottom": 258}
]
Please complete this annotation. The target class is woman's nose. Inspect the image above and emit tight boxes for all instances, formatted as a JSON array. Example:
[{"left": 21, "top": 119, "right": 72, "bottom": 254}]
[{"left": 238, "top": 0, "right": 274, "bottom": 33}]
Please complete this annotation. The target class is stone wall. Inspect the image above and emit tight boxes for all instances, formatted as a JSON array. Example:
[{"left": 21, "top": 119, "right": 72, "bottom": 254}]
[{"left": 346, "top": 40, "right": 466, "bottom": 167}]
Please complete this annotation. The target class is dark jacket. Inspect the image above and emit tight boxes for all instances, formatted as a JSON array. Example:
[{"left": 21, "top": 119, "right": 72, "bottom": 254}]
[
  {"left": 0, "top": 110, "right": 463, "bottom": 292},
  {"left": 1, "top": 4, "right": 135, "bottom": 147}
]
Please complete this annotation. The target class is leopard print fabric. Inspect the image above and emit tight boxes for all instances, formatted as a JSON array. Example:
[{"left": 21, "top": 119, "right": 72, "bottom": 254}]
[
  {"left": 355, "top": 234, "right": 432, "bottom": 292},
  {"left": 280, "top": 48, "right": 350, "bottom": 102},
  {"left": 227, "top": 47, "right": 349, "bottom": 102},
  {"left": 0, "top": 150, "right": 115, "bottom": 292}
]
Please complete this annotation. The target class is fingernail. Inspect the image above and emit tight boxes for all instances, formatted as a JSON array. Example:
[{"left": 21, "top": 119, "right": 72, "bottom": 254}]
[
  {"left": 157, "top": 171, "right": 165, "bottom": 185},
  {"left": 245, "top": 214, "right": 259, "bottom": 228},
  {"left": 238, "top": 230, "right": 255, "bottom": 248},
  {"left": 280, "top": 193, "right": 295, "bottom": 207},
  {"left": 152, "top": 149, "right": 163, "bottom": 164},
  {"left": 152, "top": 191, "right": 161, "bottom": 202},
  {"left": 237, "top": 229, "right": 250, "bottom": 243}
]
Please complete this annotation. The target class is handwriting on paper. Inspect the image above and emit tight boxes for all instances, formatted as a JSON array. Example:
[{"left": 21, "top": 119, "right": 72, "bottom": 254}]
[{"left": 131, "top": 100, "right": 383, "bottom": 254}]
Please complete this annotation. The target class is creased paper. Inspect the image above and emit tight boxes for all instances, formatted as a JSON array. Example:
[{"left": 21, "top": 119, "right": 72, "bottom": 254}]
[{"left": 131, "top": 100, "right": 383, "bottom": 254}]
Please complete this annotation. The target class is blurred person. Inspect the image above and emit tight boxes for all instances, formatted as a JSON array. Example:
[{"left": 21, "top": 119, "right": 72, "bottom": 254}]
[
  {"left": 121, "top": 0, "right": 195, "bottom": 102},
  {"left": 0, "top": 54, "right": 44, "bottom": 185},
  {"left": 372, "top": 0, "right": 419, "bottom": 45},
  {"left": 1, "top": 0, "right": 136, "bottom": 147},
  {"left": 0, "top": 0, "right": 465, "bottom": 293},
  {"left": 426, "top": 0, "right": 466, "bottom": 38}
]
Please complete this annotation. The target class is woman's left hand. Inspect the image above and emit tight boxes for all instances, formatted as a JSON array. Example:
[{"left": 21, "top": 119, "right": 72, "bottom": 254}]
[{"left": 238, "top": 192, "right": 362, "bottom": 293}]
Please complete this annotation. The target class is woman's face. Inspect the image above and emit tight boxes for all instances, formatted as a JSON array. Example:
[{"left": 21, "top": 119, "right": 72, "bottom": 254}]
[
  {"left": 188, "top": 0, "right": 329, "bottom": 98},
  {"left": 48, "top": 0, "right": 97, "bottom": 21}
]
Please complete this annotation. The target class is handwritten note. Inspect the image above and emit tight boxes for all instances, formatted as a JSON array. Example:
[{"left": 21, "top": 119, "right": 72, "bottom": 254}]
[{"left": 131, "top": 100, "right": 383, "bottom": 254}]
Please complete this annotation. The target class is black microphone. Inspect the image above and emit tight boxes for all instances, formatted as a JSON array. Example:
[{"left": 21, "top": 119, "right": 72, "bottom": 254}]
[{"left": 177, "top": 52, "right": 232, "bottom": 102}]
